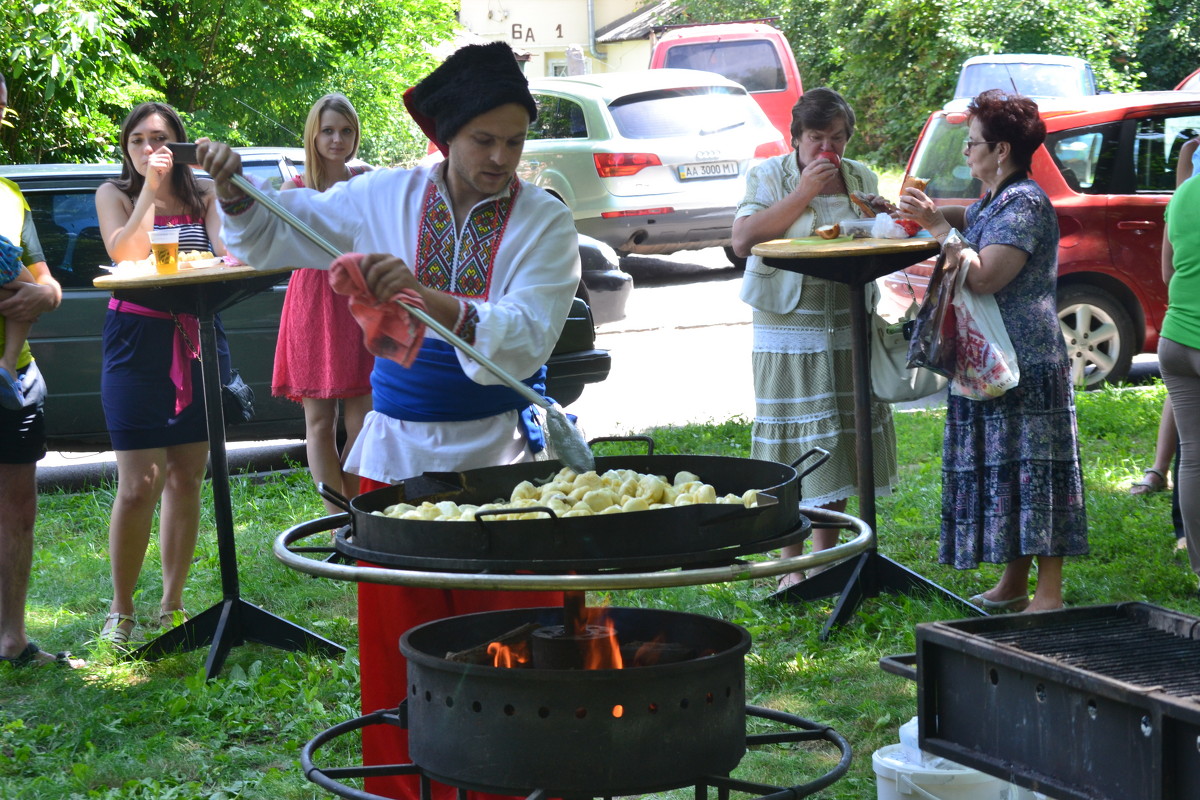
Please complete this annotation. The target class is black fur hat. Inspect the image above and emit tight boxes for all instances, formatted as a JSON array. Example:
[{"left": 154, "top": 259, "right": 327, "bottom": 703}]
[{"left": 404, "top": 41, "right": 537, "bottom": 156}]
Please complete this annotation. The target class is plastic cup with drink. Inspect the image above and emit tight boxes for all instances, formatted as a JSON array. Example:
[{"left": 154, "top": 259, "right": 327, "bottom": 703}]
[{"left": 148, "top": 227, "right": 179, "bottom": 274}]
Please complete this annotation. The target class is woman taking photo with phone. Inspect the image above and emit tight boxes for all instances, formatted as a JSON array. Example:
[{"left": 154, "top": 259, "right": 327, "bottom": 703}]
[
  {"left": 271, "top": 93, "right": 373, "bottom": 512},
  {"left": 94, "top": 101, "right": 229, "bottom": 645}
]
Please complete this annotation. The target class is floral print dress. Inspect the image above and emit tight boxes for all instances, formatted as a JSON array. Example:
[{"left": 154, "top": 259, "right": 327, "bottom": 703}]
[{"left": 939, "top": 178, "right": 1089, "bottom": 568}]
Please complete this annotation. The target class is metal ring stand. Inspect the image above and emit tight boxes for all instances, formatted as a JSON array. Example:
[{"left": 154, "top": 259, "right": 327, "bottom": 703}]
[
  {"left": 300, "top": 704, "right": 853, "bottom": 800},
  {"left": 273, "top": 506, "right": 872, "bottom": 591},
  {"left": 275, "top": 505, "right": 868, "bottom": 799}
]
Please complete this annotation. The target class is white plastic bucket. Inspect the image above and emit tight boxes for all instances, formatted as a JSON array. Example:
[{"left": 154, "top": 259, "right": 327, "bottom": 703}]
[{"left": 873, "top": 743, "right": 1011, "bottom": 800}]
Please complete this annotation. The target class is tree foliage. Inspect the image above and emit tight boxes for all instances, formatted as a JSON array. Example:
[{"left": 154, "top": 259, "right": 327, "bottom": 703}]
[
  {"left": 0, "top": 0, "right": 456, "bottom": 166},
  {"left": 1, "top": 0, "right": 148, "bottom": 163},
  {"left": 664, "top": 0, "right": 1195, "bottom": 164}
]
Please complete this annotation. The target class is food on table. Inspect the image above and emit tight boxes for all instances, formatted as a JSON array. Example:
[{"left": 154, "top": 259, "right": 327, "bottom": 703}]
[
  {"left": 374, "top": 467, "right": 760, "bottom": 521},
  {"left": 179, "top": 250, "right": 216, "bottom": 262},
  {"left": 851, "top": 191, "right": 898, "bottom": 217},
  {"left": 895, "top": 218, "right": 922, "bottom": 237},
  {"left": 815, "top": 223, "right": 841, "bottom": 239}
]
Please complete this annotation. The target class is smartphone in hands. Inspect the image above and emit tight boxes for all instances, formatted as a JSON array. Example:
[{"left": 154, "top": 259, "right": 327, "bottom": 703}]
[{"left": 166, "top": 142, "right": 199, "bottom": 165}]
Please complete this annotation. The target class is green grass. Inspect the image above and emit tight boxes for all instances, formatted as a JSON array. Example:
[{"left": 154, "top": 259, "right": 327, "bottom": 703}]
[{"left": 2, "top": 385, "right": 1192, "bottom": 799}]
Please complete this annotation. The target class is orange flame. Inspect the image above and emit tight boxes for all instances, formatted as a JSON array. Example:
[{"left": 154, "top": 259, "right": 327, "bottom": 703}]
[
  {"left": 577, "top": 607, "right": 623, "bottom": 671},
  {"left": 488, "top": 640, "right": 530, "bottom": 668}
]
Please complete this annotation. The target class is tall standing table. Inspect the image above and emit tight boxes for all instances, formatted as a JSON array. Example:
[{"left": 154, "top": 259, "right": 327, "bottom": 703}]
[
  {"left": 94, "top": 263, "right": 345, "bottom": 678},
  {"left": 750, "top": 237, "right": 980, "bottom": 639}
]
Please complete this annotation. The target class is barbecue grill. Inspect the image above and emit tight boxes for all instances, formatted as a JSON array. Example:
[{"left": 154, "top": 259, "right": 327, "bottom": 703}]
[
  {"left": 276, "top": 501, "right": 874, "bottom": 800},
  {"left": 881, "top": 602, "right": 1200, "bottom": 800}
]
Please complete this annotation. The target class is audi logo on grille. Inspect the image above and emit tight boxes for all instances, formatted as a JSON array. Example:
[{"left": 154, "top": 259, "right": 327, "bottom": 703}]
[{"left": 694, "top": 150, "right": 722, "bottom": 161}]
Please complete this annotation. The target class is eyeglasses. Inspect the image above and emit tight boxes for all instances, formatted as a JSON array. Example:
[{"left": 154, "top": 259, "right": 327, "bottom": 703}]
[{"left": 963, "top": 139, "right": 998, "bottom": 150}]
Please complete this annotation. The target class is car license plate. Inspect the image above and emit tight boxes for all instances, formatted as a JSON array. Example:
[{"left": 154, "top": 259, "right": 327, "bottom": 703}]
[{"left": 678, "top": 161, "right": 738, "bottom": 180}]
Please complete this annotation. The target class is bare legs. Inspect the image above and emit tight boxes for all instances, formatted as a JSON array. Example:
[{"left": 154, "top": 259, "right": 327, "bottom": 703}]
[
  {"left": 302, "top": 394, "right": 371, "bottom": 513},
  {"left": 1131, "top": 395, "right": 1175, "bottom": 495},
  {"left": 977, "top": 555, "right": 1064, "bottom": 612},
  {"left": 778, "top": 497, "right": 848, "bottom": 589},
  {"left": 107, "top": 441, "right": 209, "bottom": 632},
  {"left": 0, "top": 462, "right": 38, "bottom": 659}
]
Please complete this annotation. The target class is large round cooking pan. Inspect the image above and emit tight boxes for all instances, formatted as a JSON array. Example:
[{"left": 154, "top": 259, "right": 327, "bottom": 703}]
[{"left": 326, "top": 445, "right": 827, "bottom": 572}]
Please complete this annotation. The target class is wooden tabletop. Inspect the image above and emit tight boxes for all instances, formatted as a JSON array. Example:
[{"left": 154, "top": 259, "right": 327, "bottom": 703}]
[
  {"left": 751, "top": 236, "right": 939, "bottom": 260},
  {"left": 93, "top": 262, "right": 294, "bottom": 290}
]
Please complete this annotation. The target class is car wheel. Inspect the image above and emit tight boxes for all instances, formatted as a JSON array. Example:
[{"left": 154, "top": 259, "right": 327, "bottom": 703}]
[
  {"left": 1057, "top": 284, "right": 1135, "bottom": 389},
  {"left": 723, "top": 245, "right": 746, "bottom": 270}
]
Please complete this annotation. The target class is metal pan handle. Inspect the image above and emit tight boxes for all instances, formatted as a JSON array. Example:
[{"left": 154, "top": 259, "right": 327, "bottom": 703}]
[
  {"left": 586, "top": 434, "right": 654, "bottom": 456},
  {"left": 791, "top": 447, "right": 831, "bottom": 480},
  {"left": 879, "top": 653, "right": 917, "bottom": 681},
  {"left": 317, "top": 482, "right": 353, "bottom": 514},
  {"left": 474, "top": 506, "right": 560, "bottom": 522}
]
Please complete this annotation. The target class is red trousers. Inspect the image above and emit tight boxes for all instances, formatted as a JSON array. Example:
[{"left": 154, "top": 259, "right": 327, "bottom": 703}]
[{"left": 357, "top": 477, "right": 564, "bottom": 800}]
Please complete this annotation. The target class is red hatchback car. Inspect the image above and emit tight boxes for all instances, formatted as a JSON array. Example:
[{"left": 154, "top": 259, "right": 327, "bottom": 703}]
[{"left": 886, "top": 91, "right": 1200, "bottom": 386}]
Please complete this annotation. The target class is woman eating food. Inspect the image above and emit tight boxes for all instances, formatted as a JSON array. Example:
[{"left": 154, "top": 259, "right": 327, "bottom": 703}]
[
  {"left": 898, "top": 89, "right": 1088, "bottom": 612},
  {"left": 730, "top": 87, "right": 898, "bottom": 589}
]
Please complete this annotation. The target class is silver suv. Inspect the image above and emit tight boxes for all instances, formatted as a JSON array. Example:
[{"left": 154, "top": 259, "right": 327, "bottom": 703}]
[{"left": 523, "top": 69, "right": 788, "bottom": 266}]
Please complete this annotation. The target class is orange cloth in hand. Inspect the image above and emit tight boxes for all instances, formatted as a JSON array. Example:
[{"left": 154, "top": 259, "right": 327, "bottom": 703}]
[{"left": 328, "top": 253, "right": 426, "bottom": 368}]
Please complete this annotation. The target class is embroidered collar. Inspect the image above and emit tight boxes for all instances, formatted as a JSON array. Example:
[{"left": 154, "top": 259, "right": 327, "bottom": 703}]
[{"left": 415, "top": 165, "right": 521, "bottom": 298}]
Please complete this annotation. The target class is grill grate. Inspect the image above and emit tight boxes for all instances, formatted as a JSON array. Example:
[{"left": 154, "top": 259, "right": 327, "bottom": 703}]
[{"left": 979, "top": 616, "right": 1200, "bottom": 700}]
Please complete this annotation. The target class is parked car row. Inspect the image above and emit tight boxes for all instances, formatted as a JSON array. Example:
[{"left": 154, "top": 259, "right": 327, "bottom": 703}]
[
  {"left": 8, "top": 149, "right": 622, "bottom": 450},
  {"left": 885, "top": 90, "right": 1200, "bottom": 387}
]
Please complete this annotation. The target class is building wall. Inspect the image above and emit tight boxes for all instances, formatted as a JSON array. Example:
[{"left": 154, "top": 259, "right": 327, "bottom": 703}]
[{"left": 458, "top": 0, "right": 649, "bottom": 77}]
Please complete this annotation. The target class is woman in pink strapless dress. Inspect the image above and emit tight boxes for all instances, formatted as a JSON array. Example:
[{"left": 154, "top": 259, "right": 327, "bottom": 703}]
[{"left": 272, "top": 93, "right": 374, "bottom": 512}]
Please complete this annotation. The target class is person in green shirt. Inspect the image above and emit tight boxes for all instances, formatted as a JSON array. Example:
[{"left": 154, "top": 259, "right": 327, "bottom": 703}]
[{"left": 1158, "top": 171, "right": 1200, "bottom": 589}]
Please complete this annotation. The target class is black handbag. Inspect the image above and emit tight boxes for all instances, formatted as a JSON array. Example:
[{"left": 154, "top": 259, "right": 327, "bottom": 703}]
[{"left": 221, "top": 369, "right": 255, "bottom": 425}]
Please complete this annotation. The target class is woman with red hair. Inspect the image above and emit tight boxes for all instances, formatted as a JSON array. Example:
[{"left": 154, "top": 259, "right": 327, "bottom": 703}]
[{"left": 899, "top": 89, "right": 1088, "bottom": 612}]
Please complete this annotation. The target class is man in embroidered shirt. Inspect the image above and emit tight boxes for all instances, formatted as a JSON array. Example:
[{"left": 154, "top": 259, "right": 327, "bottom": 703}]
[{"left": 198, "top": 42, "right": 578, "bottom": 800}]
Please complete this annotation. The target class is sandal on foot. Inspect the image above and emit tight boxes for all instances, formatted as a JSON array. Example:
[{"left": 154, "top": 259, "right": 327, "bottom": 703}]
[
  {"left": 159, "top": 608, "right": 190, "bottom": 629},
  {"left": 969, "top": 593, "right": 1031, "bottom": 612},
  {"left": 1130, "top": 468, "right": 1167, "bottom": 496},
  {"left": 0, "top": 641, "right": 78, "bottom": 668},
  {"left": 99, "top": 612, "right": 136, "bottom": 645}
]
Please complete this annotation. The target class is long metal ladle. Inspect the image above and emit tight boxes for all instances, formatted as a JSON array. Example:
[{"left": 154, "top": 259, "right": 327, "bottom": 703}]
[{"left": 229, "top": 173, "right": 596, "bottom": 473}]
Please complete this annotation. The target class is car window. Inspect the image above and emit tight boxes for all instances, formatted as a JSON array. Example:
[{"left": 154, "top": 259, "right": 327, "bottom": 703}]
[
  {"left": 1046, "top": 124, "right": 1120, "bottom": 193},
  {"left": 1131, "top": 114, "right": 1200, "bottom": 192},
  {"left": 529, "top": 94, "right": 588, "bottom": 140},
  {"left": 243, "top": 157, "right": 300, "bottom": 190},
  {"left": 909, "top": 116, "right": 981, "bottom": 200},
  {"left": 25, "top": 188, "right": 109, "bottom": 288},
  {"left": 956, "top": 63, "right": 1090, "bottom": 99},
  {"left": 607, "top": 87, "right": 770, "bottom": 139},
  {"left": 662, "top": 40, "right": 787, "bottom": 93}
]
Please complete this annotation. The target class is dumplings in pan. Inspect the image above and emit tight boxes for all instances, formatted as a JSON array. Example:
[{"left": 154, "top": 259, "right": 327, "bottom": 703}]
[{"left": 374, "top": 467, "right": 761, "bottom": 521}]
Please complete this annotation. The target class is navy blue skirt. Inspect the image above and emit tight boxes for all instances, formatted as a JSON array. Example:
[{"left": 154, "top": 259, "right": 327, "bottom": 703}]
[{"left": 101, "top": 308, "right": 231, "bottom": 451}]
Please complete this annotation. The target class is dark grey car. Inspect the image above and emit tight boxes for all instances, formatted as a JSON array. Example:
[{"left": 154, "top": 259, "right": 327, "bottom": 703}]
[{"left": 8, "top": 150, "right": 621, "bottom": 450}]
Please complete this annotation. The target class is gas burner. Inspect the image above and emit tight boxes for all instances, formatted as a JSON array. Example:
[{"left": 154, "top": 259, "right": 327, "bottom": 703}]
[
  {"left": 274, "top": 507, "right": 872, "bottom": 800},
  {"left": 301, "top": 705, "right": 851, "bottom": 800},
  {"left": 299, "top": 606, "right": 851, "bottom": 800}
]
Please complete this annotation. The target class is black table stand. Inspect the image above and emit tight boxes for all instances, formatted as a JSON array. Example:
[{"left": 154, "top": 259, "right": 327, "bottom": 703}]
[
  {"left": 127, "top": 271, "right": 345, "bottom": 677},
  {"left": 757, "top": 243, "right": 980, "bottom": 639}
]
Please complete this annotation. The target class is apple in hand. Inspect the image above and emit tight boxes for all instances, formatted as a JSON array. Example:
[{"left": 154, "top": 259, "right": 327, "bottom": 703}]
[{"left": 818, "top": 150, "right": 841, "bottom": 168}]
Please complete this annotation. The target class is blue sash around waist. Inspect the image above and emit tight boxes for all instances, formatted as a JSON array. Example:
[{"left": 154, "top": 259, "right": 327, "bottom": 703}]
[{"left": 371, "top": 339, "right": 551, "bottom": 451}]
